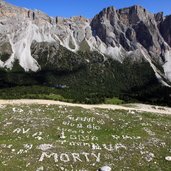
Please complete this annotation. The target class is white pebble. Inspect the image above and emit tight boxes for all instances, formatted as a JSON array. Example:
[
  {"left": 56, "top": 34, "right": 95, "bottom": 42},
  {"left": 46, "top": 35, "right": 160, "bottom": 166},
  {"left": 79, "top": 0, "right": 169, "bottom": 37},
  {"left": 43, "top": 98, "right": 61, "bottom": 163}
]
[
  {"left": 165, "top": 156, "right": 171, "bottom": 161},
  {"left": 98, "top": 166, "right": 111, "bottom": 171}
]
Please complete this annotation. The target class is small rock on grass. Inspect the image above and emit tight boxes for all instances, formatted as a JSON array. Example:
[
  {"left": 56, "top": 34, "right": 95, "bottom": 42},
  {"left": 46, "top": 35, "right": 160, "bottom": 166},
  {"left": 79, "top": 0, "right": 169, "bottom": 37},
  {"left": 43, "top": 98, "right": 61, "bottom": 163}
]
[
  {"left": 165, "top": 156, "right": 171, "bottom": 161},
  {"left": 98, "top": 166, "right": 111, "bottom": 171}
]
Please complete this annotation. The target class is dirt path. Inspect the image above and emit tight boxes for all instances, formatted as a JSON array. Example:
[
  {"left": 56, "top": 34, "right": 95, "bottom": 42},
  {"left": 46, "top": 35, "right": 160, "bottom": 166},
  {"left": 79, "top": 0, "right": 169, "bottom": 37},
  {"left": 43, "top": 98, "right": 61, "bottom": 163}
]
[{"left": 0, "top": 99, "right": 171, "bottom": 115}]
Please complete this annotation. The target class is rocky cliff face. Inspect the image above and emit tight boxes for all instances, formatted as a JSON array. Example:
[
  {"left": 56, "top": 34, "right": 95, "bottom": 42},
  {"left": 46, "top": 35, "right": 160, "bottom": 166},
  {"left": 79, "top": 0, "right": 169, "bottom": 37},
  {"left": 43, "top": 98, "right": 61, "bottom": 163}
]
[
  {"left": 160, "top": 15, "right": 171, "bottom": 47},
  {"left": 91, "top": 6, "right": 171, "bottom": 84},
  {"left": 0, "top": 0, "right": 171, "bottom": 86}
]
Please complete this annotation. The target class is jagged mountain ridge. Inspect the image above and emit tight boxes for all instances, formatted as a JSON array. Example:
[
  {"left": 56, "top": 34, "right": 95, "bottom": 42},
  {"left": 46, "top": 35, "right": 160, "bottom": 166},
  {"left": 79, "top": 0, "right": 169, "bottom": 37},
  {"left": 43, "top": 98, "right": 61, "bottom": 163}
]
[{"left": 0, "top": 0, "right": 171, "bottom": 86}]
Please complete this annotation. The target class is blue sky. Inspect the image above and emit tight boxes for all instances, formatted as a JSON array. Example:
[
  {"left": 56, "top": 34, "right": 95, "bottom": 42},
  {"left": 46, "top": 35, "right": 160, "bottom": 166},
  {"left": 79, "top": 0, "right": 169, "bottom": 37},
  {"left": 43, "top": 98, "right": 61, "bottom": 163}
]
[{"left": 5, "top": 0, "right": 171, "bottom": 18}]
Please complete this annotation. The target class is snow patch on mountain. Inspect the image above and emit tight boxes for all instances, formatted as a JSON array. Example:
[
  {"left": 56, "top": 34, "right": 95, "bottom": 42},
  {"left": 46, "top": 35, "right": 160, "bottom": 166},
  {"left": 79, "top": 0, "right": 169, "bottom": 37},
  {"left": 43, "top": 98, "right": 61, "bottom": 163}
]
[
  {"left": 2, "top": 21, "right": 55, "bottom": 71},
  {"left": 0, "top": 60, "right": 3, "bottom": 67},
  {"left": 3, "top": 35, "right": 15, "bottom": 70},
  {"left": 163, "top": 50, "right": 171, "bottom": 81},
  {"left": 106, "top": 46, "right": 123, "bottom": 61},
  {"left": 140, "top": 49, "right": 171, "bottom": 87}
]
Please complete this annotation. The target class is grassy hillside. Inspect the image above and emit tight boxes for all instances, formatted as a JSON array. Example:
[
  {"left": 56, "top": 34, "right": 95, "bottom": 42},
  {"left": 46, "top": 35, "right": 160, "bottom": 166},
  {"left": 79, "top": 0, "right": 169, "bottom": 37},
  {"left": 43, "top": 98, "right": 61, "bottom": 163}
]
[
  {"left": 0, "top": 45, "right": 171, "bottom": 106},
  {"left": 0, "top": 104, "right": 171, "bottom": 170}
]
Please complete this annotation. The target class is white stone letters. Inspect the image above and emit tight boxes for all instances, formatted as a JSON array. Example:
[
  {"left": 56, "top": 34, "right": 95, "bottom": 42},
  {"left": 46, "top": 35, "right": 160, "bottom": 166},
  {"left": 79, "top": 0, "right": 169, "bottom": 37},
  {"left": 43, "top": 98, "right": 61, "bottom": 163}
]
[
  {"left": 72, "top": 153, "right": 82, "bottom": 162},
  {"left": 13, "top": 128, "right": 30, "bottom": 134},
  {"left": 60, "top": 153, "right": 70, "bottom": 163},
  {"left": 39, "top": 152, "right": 101, "bottom": 163},
  {"left": 39, "top": 152, "right": 55, "bottom": 162},
  {"left": 91, "top": 153, "right": 101, "bottom": 162}
]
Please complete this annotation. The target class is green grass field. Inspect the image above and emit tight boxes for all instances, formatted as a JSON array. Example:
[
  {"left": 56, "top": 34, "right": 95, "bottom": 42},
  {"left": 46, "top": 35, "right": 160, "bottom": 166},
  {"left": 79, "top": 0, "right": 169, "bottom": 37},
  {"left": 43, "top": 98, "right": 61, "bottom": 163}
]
[{"left": 0, "top": 104, "right": 171, "bottom": 170}]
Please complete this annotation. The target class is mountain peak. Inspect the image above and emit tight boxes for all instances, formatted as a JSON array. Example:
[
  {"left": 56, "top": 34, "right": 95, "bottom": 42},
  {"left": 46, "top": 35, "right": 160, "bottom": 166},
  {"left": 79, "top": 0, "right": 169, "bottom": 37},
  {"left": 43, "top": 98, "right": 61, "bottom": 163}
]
[
  {"left": 119, "top": 5, "right": 146, "bottom": 12},
  {"left": 0, "top": 1, "right": 171, "bottom": 84},
  {"left": 95, "top": 6, "right": 117, "bottom": 20}
]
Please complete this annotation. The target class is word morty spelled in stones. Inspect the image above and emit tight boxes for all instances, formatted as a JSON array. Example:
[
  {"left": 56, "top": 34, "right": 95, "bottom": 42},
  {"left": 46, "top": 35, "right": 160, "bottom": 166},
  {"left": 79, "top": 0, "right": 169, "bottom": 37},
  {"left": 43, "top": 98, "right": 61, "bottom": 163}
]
[{"left": 39, "top": 152, "right": 101, "bottom": 163}]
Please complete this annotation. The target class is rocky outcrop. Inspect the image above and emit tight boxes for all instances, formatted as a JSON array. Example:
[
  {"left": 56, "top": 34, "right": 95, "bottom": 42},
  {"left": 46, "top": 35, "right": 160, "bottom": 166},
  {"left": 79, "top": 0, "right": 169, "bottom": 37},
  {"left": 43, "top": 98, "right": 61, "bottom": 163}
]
[
  {"left": 160, "top": 15, "right": 171, "bottom": 47},
  {"left": 31, "top": 41, "right": 86, "bottom": 72},
  {"left": 155, "top": 12, "right": 165, "bottom": 24},
  {"left": 91, "top": 5, "right": 169, "bottom": 63},
  {"left": 90, "top": 5, "right": 171, "bottom": 84}
]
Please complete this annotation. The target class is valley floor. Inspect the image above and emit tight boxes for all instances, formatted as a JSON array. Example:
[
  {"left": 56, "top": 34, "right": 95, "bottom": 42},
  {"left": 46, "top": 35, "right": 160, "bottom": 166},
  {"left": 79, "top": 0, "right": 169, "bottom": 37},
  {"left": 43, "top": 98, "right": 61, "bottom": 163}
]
[
  {"left": 0, "top": 100, "right": 171, "bottom": 170},
  {"left": 0, "top": 99, "right": 171, "bottom": 115}
]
